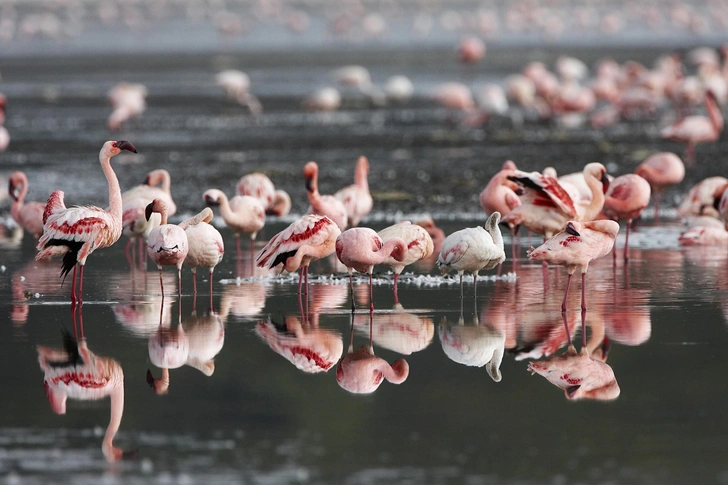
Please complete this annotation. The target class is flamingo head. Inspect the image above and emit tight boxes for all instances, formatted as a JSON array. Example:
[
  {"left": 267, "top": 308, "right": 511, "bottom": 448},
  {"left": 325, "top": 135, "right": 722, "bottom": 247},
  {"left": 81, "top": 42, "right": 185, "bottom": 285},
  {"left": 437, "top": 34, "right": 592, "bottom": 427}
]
[
  {"left": 110, "top": 140, "right": 137, "bottom": 155},
  {"left": 145, "top": 198, "right": 167, "bottom": 221},
  {"left": 303, "top": 161, "right": 318, "bottom": 192},
  {"left": 7, "top": 171, "right": 25, "bottom": 201},
  {"left": 203, "top": 189, "right": 225, "bottom": 207}
]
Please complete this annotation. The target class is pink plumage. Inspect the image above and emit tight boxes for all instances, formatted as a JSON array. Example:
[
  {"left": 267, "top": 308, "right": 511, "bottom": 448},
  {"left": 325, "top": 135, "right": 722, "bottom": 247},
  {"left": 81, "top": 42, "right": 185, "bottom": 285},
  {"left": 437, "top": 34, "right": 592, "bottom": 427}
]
[
  {"left": 304, "top": 161, "right": 348, "bottom": 231},
  {"left": 378, "top": 221, "right": 434, "bottom": 305},
  {"left": 179, "top": 207, "right": 224, "bottom": 297},
  {"left": 602, "top": 173, "right": 651, "bottom": 261},
  {"left": 8, "top": 171, "right": 46, "bottom": 239},
  {"left": 334, "top": 156, "right": 373, "bottom": 228},
  {"left": 145, "top": 198, "right": 188, "bottom": 299}
]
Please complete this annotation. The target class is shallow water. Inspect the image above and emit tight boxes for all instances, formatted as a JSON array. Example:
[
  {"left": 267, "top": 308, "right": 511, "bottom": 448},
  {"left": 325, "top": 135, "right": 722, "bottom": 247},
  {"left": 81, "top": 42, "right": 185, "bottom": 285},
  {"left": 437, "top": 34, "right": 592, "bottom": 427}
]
[{"left": 3, "top": 5, "right": 728, "bottom": 482}]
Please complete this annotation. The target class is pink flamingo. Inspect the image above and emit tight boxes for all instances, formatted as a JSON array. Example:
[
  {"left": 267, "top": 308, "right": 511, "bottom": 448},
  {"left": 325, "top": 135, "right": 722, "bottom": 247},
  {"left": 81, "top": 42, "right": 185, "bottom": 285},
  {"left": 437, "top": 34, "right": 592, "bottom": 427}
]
[
  {"left": 527, "top": 220, "right": 619, "bottom": 312},
  {"left": 335, "top": 227, "right": 407, "bottom": 311},
  {"left": 602, "top": 173, "right": 651, "bottom": 261},
  {"left": 433, "top": 82, "right": 476, "bottom": 112},
  {"left": 203, "top": 189, "right": 265, "bottom": 260},
  {"left": 436, "top": 211, "right": 505, "bottom": 299},
  {"left": 479, "top": 160, "right": 522, "bottom": 255},
  {"left": 38, "top": 326, "right": 131, "bottom": 462},
  {"left": 216, "top": 69, "right": 262, "bottom": 114},
  {"left": 457, "top": 36, "right": 486, "bottom": 64},
  {"left": 377, "top": 221, "right": 434, "bottom": 305},
  {"left": 178, "top": 207, "right": 224, "bottom": 300},
  {"left": 679, "top": 225, "right": 728, "bottom": 245},
  {"left": 303, "top": 161, "right": 348, "bottom": 231},
  {"left": 36, "top": 140, "right": 137, "bottom": 305},
  {"left": 503, "top": 163, "right": 610, "bottom": 239},
  {"left": 121, "top": 169, "right": 176, "bottom": 266},
  {"left": 634, "top": 152, "right": 685, "bottom": 222},
  {"left": 145, "top": 198, "right": 189, "bottom": 299},
  {"left": 107, "top": 82, "right": 147, "bottom": 131},
  {"left": 255, "top": 214, "right": 341, "bottom": 294},
  {"left": 266, "top": 189, "right": 292, "bottom": 217},
  {"left": 661, "top": 89, "right": 723, "bottom": 164},
  {"left": 334, "top": 156, "right": 373, "bottom": 227},
  {"left": 8, "top": 171, "right": 46, "bottom": 239},
  {"left": 677, "top": 176, "right": 728, "bottom": 218},
  {"left": 336, "top": 310, "right": 409, "bottom": 394},
  {"left": 236, "top": 172, "right": 275, "bottom": 208}
]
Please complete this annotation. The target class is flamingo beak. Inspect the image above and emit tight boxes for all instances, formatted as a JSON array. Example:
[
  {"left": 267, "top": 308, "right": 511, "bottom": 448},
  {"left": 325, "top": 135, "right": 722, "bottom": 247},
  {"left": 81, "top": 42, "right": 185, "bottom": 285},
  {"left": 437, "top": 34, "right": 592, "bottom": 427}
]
[
  {"left": 145, "top": 369, "right": 155, "bottom": 388},
  {"left": 204, "top": 195, "right": 219, "bottom": 206},
  {"left": 144, "top": 202, "right": 154, "bottom": 221},
  {"left": 601, "top": 172, "right": 610, "bottom": 193},
  {"left": 116, "top": 140, "right": 137, "bottom": 153},
  {"left": 305, "top": 177, "right": 314, "bottom": 192}
]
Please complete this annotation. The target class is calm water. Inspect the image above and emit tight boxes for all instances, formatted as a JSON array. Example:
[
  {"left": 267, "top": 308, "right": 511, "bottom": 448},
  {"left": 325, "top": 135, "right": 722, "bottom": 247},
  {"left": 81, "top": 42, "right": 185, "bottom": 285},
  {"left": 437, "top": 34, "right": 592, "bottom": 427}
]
[{"left": 2, "top": 6, "right": 728, "bottom": 483}]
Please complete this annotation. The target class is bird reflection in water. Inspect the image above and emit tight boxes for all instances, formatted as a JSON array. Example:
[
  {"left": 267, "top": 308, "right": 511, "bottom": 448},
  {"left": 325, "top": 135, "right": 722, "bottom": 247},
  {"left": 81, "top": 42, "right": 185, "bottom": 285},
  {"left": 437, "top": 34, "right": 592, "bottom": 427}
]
[
  {"left": 336, "top": 309, "right": 409, "bottom": 394},
  {"left": 10, "top": 258, "right": 62, "bottom": 326},
  {"left": 219, "top": 281, "right": 268, "bottom": 321},
  {"left": 146, "top": 302, "right": 188, "bottom": 394},
  {"left": 527, "top": 311, "right": 620, "bottom": 401},
  {"left": 37, "top": 306, "right": 133, "bottom": 462},
  {"left": 439, "top": 304, "right": 505, "bottom": 382},
  {"left": 355, "top": 303, "right": 434, "bottom": 355}
]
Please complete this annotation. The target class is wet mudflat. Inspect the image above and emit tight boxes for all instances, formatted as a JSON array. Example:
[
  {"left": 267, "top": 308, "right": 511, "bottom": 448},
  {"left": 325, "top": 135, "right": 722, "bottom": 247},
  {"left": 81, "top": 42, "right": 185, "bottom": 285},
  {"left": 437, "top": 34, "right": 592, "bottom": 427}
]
[{"left": 2, "top": 219, "right": 728, "bottom": 484}]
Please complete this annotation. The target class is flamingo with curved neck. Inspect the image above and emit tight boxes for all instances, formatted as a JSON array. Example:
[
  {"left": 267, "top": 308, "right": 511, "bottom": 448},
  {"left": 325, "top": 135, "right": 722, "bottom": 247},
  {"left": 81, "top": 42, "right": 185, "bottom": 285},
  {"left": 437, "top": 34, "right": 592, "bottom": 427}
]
[
  {"left": 179, "top": 207, "right": 224, "bottom": 303},
  {"left": 8, "top": 171, "right": 46, "bottom": 239},
  {"left": 335, "top": 227, "right": 407, "bottom": 311},
  {"left": 145, "top": 198, "right": 189, "bottom": 300},
  {"left": 334, "top": 156, "right": 373, "bottom": 228},
  {"left": 36, "top": 140, "right": 137, "bottom": 305},
  {"left": 303, "top": 161, "right": 348, "bottom": 231}
]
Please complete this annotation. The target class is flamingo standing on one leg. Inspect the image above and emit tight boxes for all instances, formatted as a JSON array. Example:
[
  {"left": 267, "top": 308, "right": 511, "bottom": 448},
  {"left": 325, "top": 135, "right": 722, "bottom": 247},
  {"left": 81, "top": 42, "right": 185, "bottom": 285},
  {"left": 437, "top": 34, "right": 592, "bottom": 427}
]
[
  {"left": 334, "top": 156, "right": 373, "bottom": 228},
  {"left": 436, "top": 211, "right": 505, "bottom": 300},
  {"left": 602, "top": 173, "right": 651, "bottom": 261},
  {"left": 661, "top": 89, "right": 723, "bottom": 165},
  {"left": 377, "top": 221, "right": 434, "bottom": 305},
  {"left": 121, "top": 169, "right": 176, "bottom": 268},
  {"left": 676, "top": 176, "right": 728, "bottom": 218},
  {"left": 236, "top": 172, "right": 276, "bottom": 209},
  {"left": 36, "top": 140, "right": 137, "bottom": 305},
  {"left": 336, "top": 227, "right": 407, "bottom": 311},
  {"left": 203, "top": 189, "right": 265, "bottom": 265},
  {"left": 179, "top": 207, "right": 224, "bottom": 304},
  {"left": 303, "top": 161, "right": 348, "bottom": 231},
  {"left": 8, "top": 171, "right": 46, "bottom": 239},
  {"left": 145, "top": 199, "right": 189, "bottom": 300},
  {"left": 266, "top": 190, "right": 292, "bottom": 217},
  {"left": 527, "top": 220, "right": 619, "bottom": 312},
  {"left": 634, "top": 152, "right": 685, "bottom": 223},
  {"left": 256, "top": 214, "right": 341, "bottom": 294}
]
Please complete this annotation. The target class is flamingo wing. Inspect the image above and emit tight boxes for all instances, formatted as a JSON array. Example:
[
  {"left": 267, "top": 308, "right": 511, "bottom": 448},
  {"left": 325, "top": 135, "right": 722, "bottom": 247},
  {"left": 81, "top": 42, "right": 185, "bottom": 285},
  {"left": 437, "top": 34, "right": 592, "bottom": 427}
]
[
  {"left": 256, "top": 215, "right": 336, "bottom": 268},
  {"left": 40, "top": 205, "right": 114, "bottom": 246},
  {"left": 43, "top": 190, "right": 66, "bottom": 224},
  {"left": 508, "top": 170, "right": 577, "bottom": 217}
]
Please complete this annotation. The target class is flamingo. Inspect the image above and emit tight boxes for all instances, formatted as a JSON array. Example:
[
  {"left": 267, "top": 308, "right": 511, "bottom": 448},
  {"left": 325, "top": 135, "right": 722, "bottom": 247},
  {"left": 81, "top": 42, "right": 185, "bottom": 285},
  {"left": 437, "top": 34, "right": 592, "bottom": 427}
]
[
  {"left": 677, "top": 176, "right": 728, "bottom": 218},
  {"left": 107, "top": 82, "right": 147, "bottom": 132},
  {"left": 679, "top": 225, "right": 728, "bottom": 245},
  {"left": 303, "top": 161, "right": 348, "bottom": 231},
  {"left": 178, "top": 207, "right": 224, "bottom": 301},
  {"left": 601, "top": 173, "right": 651, "bottom": 261},
  {"left": 303, "top": 87, "right": 341, "bottom": 111},
  {"left": 121, "top": 169, "right": 176, "bottom": 267},
  {"left": 37, "top": 328, "right": 130, "bottom": 462},
  {"left": 503, "top": 163, "right": 610, "bottom": 239},
  {"left": 335, "top": 227, "right": 407, "bottom": 311},
  {"left": 36, "top": 140, "right": 137, "bottom": 305},
  {"left": 216, "top": 69, "right": 262, "bottom": 114},
  {"left": 8, "top": 171, "right": 46, "bottom": 239},
  {"left": 384, "top": 75, "right": 414, "bottom": 104},
  {"left": 236, "top": 172, "right": 275, "bottom": 209},
  {"left": 436, "top": 211, "right": 505, "bottom": 299},
  {"left": 377, "top": 221, "right": 434, "bottom": 305},
  {"left": 145, "top": 198, "right": 189, "bottom": 299},
  {"left": 479, "top": 160, "right": 522, "bottom": 255},
  {"left": 266, "top": 189, "right": 292, "bottom": 217},
  {"left": 255, "top": 214, "right": 341, "bottom": 294},
  {"left": 203, "top": 189, "right": 265, "bottom": 260},
  {"left": 439, "top": 314, "right": 505, "bottom": 382},
  {"left": 457, "top": 36, "right": 486, "bottom": 64},
  {"left": 634, "top": 152, "right": 685, "bottom": 222},
  {"left": 661, "top": 89, "right": 723, "bottom": 164},
  {"left": 336, "top": 310, "right": 409, "bottom": 394},
  {"left": 527, "top": 220, "right": 619, "bottom": 312},
  {"left": 334, "top": 155, "right": 373, "bottom": 227}
]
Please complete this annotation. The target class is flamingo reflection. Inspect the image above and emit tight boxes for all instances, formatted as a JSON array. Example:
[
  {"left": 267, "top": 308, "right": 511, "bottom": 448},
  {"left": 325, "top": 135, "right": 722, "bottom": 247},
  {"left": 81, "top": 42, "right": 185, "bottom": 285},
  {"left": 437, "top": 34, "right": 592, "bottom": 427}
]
[
  {"left": 336, "top": 310, "right": 409, "bottom": 394},
  {"left": 37, "top": 308, "right": 132, "bottom": 462},
  {"left": 146, "top": 304, "right": 189, "bottom": 395},
  {"left": 355, "top": 304, "right": 435, "bottom": 355},
  {"left": 439, "top": 308, "right": 505, "bottom": 382},
  {"left": 219, "top": 281, "right": 268, "bottom": 321}
]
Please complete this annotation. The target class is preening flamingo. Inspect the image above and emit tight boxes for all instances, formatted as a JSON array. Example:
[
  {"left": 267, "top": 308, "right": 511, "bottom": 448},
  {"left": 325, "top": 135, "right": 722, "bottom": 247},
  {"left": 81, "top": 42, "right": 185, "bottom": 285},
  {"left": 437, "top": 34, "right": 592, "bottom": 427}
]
[
  {"left": 36, "top": 140, "right": 137, "bottom": 305},
  {"left": 216, "top": 69, "right": 262, "bottom": 114},
  {"left": 37, "top": 330, "right": 130, "bottom": 462},
  {"left": 8, "top": 171, "right": 45, "bottom": 239},
  {"left": 145, "top": 198, "right": 189, "bottom": 299},
  {"left": 377, "top": 221, "right": 434, "bottom": 305},
  {"left": 635, "top": 152, "right": 685, "bottom": 222},
  {"left": 266, "top": 189, "right": 292, "bottom": 217},
  {"left": 303, "top": 161, "right": 348, "bottom": 230},
  {"left": 255, "top": 214, "right": 341, "bottom": 294},
  {"left": 601, "top": 173, "right": 651, "bottom": 261},
  {"left": 336, "top": 310, "right": 409, "bottom": 394},
  {"left": 479, "top": 160, "right": 522, "bottom": 254},
  {"left": 334, "top": 155, "right": 373, "bottom": 228},
  {"left": 504, "top": 163, "right": 610, "bottom": 239},
  {"left": 336, "top": 227, "right": 407, "bottom": 311},
  {"left": 121, "top": 168, "right": 176, "bottom": 266},
  {"left": 236, "top": 172, "right": 275, "bottom": 208},
  {"left": 677, "top": 176, "right": 728, "bottom": 218},
  {"left": 661, "top": 89, "right": 723, "bottom": 164},
  {"left": 178, "top": 207, "right": 224, "bottom": 299},
  {"left": 439, "top": 316, "right": 505, "bottom": 382},
  {"left": 436, "top": 211, "right": 505, "bottom": 299},
  {"left": 203, "top": 189, "right": 265, "bottom": 260},
  {"left": 527, "top": 220, "right": 619, "bottom": 312},
  {"left": 679, "top": 225, "right": 728, "bottom": 245}
]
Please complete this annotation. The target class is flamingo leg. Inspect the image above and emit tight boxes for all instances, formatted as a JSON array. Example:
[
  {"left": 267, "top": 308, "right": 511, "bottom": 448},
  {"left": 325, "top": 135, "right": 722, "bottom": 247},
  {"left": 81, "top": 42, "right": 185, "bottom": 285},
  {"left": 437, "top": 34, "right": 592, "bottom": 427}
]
[
  {"left": 159, "top": 268, "right": 165, "bottom": 299},
  {"left": 624, "top": 219, "right": 631, "bottom": 262},
  {"left": 561, "top": 273, "right": 573, "bottom": 312},
  {"left": 349, "top": 272, "right": 356, "bottom": 311},
  {"left": 70, "top": 264, "right": 78, "bottom": 306},
  {"left": 78, "top": 265, "right": 85, "bottom": 305},
  {"left": 177, "top": 266, "right": 182, "bottom": 301},
  {"left": 581, "top": 272, "right": 587, "bottom": 312},
  {"left": 368, "top": 308, "right": 373, "bottom": 348},
  {"left": 369, "top": 272, "right": 374, "bottom": 312},
  {"left": 459, "top": 272, "right": 464, "bottom": 299},
  {"left": 72, "top": 303, "right": 79, "bottom": 340},
  {"left": 581, "top": 308, "right": 587, "bottom": 349},
  {"left": 125, "top": 239, "right": 134, "bottom": 268},
  {"left": 304, "top": 265, "right": 309, "bottom": 296},
  {"left": 473, "top": 271, "right": 478, "bottom": 301},
  {"left": 209, "top": 270, "right": 214, "bottom": 313},
  {"left": 139, "top": 238, "right": 146, "bottom": 271},
  {"left": 192, "top": 269, "right": 197, "bottom": 295},
  {"left": 393, "top": 273, "right": 400, "bottom": 306},
  {"left": 561, "top": 310, "right": 572, "bottom": 345}
]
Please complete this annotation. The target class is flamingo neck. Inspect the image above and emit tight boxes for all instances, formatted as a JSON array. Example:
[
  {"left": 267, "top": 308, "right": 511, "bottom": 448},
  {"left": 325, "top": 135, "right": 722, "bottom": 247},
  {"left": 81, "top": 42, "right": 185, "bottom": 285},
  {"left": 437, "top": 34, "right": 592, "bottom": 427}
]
[
  {"left": 485, "top": 220, "right": 504, "bottom": 249},
  {"left": 354, "top": 159, "right": 369, "bottom": 191},
  {"left": 160, "top": 171, "right": 171, "bottom": 194},
  {"left": 216, "top": 194, "right": 234, "bottom": 223},
  {"left": 582, "top": 171, "right": 606, "bottom": 221},
  {"left": 100, "top": 150, "right": 122, "bottom": 222},
  {"left": 102, "top": 376, "right": 124, "bottom": 460},
  {"left": 706, "top": 95, "right": 724, "bottom": 133},
  {"left": 380, "top": 237, "right": 407, "bottom": 263}
]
